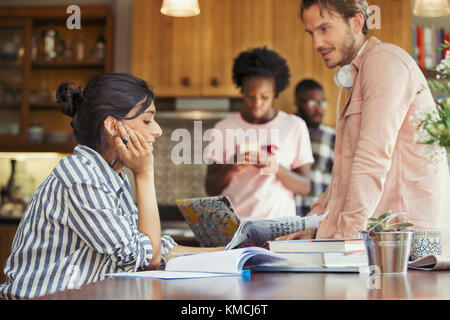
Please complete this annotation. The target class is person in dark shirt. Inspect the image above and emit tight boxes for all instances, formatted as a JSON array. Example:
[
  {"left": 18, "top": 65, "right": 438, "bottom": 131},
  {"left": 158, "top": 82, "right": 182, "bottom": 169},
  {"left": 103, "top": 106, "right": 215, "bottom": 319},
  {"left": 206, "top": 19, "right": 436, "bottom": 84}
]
[{"left": 294, "top": 79, "right": 335, "bottom": 216}]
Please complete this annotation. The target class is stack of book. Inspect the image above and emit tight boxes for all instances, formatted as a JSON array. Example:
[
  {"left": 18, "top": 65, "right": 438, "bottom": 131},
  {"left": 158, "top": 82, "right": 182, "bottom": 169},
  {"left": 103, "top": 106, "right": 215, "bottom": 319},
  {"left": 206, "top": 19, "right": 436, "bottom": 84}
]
[
  {"left": 252, "top": 238, "right": 368, "bottom": 273},
  {"left": 412, "top": 24, "right": 449, "bottom": 70}
]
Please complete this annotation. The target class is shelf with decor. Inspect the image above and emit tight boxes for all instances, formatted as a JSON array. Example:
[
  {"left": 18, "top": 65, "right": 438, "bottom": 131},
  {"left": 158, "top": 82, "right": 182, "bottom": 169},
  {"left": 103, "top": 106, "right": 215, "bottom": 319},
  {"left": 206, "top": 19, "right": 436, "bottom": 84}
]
[
  {"left": 29, "top": 102, "right": 59, "bottom": 110},
  {"left": 0, "top": 5, "right": 113, "bottom": 153},
  {"left": 31, "top": 60, "right": 106, "bottom": 68},
  {"left": 412, "top": 24, "right": 449, "bottom": 79}
]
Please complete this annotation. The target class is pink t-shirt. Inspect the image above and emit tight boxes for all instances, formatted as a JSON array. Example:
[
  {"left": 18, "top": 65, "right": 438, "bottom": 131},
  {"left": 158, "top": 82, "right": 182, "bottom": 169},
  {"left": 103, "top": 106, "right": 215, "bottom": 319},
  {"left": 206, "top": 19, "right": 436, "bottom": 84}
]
[{"left": 206, "top": 111, "right": 314, "bottom": 218}]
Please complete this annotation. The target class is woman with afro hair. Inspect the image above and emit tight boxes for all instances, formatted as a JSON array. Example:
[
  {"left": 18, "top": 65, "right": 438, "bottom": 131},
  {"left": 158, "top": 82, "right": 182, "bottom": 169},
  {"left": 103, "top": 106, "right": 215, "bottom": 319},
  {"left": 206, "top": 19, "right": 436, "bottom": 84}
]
[{"left": 205, "top": 47, "right": 314, "bottom": 219}]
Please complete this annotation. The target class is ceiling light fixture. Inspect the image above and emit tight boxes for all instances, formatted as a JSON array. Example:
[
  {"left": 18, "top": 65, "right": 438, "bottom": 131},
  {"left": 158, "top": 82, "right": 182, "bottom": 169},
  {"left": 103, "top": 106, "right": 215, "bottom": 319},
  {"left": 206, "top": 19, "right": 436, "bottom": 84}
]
[
  {"left": 413, "top": 0, "right": 450, "bottom": 17},
  {"left": 161, "top": 0, "right": 200, "bottom": 17}
]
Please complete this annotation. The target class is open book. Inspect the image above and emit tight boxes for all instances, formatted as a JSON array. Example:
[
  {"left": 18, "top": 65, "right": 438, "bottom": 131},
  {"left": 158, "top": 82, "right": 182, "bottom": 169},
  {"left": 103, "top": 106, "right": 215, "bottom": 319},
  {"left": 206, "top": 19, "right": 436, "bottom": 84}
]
[
  {"left": 105, "top": 247, "right": 288, "bottom": 280},
  {"left": 408, "top": 255, "right": 450, "bottom": 271},
  {"left": 165, "top": 247, "right": 287, "bottom": 274}
]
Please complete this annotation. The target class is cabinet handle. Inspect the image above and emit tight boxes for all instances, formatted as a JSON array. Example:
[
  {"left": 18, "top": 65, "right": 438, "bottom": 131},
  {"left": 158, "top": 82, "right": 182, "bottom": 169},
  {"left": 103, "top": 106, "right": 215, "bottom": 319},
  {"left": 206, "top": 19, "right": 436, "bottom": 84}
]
[
  {"left": 181, "top": 77, "right": 191, "bottom": 87},
  {"left": 210, "top": 77, "right": 219, "bottom": 87}
]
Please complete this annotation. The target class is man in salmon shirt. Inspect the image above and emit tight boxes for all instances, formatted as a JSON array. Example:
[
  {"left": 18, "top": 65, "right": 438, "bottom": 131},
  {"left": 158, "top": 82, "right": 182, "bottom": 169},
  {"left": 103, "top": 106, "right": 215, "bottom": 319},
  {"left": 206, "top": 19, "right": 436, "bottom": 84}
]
[{"left": 281, "top": 0, "right": 450, "bottom": 256}]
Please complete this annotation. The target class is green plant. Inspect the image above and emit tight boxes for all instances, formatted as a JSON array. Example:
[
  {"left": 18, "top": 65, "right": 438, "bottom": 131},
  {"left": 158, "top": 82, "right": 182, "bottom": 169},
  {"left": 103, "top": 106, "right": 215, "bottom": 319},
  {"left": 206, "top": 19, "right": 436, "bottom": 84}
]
[
  {"left": 413, "top": 41, "right": 450, "bottom": 157},
  {"left": 362, "top": 210, "right": 413, "bottom": 233}
]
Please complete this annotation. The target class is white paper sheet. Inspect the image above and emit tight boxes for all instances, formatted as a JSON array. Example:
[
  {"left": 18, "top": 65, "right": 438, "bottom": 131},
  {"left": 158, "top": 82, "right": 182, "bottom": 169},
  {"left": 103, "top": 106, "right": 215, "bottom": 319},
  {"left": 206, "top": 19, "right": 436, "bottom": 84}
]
[{"left": 105, "top": 270, "right": 242, "bottom": 280}]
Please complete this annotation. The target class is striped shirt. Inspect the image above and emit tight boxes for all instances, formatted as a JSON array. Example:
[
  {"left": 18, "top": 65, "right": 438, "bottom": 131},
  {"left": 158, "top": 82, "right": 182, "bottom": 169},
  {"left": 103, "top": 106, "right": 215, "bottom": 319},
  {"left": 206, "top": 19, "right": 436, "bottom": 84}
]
[
  {"left": 0, "top": 145, "right": 176, "bottom": 299},
  {"left": 296, "top": 124, "right": 335, "bottom": 216}
]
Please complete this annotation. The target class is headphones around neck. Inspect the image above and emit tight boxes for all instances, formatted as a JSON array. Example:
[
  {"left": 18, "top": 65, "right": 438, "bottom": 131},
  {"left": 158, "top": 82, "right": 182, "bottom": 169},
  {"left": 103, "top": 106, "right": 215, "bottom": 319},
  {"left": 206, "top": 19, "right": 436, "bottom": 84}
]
[
  {"left": 333, "top": 40, "right": 369, "bottom": 89},
  {"left": 334, "top": 64, "right": 353, "bottom": 89}
]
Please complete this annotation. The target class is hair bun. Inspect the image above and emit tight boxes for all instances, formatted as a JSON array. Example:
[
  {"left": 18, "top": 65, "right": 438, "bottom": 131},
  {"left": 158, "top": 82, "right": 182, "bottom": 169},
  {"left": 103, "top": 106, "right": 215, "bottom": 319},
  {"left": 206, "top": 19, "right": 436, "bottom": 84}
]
[{"left": 56, "top": 81, "right": 83, "bottom": 118}]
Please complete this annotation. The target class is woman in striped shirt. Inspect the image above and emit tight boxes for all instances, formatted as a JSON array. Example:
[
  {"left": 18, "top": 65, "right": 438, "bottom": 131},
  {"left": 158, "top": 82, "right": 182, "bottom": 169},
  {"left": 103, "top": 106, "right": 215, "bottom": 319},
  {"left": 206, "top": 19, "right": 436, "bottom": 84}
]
[{"left": 0, "top": 73, "right": 221, "bottom": 299}]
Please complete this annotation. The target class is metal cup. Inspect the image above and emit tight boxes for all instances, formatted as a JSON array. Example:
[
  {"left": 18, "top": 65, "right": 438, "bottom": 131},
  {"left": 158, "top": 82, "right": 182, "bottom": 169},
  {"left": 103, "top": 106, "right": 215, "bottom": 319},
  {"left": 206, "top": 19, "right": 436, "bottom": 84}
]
[{"left": 367, "top": 231, "right": 413, "bottom": 274}]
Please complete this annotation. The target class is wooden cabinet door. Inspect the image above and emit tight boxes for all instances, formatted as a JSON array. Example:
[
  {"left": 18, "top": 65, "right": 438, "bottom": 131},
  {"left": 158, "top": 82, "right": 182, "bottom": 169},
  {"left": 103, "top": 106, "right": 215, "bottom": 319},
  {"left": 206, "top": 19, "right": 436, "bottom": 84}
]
[
  {"left": 0, "top": 19, "right": 31, "bottom": 145},
  {"left": 231, "top": 0, "right": 273, "bottom": 51},
  {"left": 199, "top": 0, "right": 237, "bottom": 97},
  {"left": 132, "top": 0, "right": 274, "bottom": 97},
  {"left": 200, "top": 0, "right": 274, "bottom": 97},
  {"left": 132, "top": 0, "right": 274, "bottom": 98},
  {"left": 132, "top": 0, "right": 202, "bottom": 96}
]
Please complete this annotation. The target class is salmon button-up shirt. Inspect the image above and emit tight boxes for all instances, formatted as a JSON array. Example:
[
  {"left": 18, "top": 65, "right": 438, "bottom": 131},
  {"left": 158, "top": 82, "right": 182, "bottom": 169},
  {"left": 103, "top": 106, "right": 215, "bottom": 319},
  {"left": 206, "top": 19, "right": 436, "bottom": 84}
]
[{"left": 310, "top": 37, "right": 450, "bottom": 256}]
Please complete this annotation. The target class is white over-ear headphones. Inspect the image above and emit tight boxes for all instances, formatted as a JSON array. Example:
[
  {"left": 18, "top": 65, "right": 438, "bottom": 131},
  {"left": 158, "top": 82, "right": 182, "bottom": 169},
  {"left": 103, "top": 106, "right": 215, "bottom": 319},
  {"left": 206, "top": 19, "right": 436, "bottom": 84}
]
[
  {"left": 334, "top": 64, "right": 353, "bottom": 89},
  {"left": 334, "top": 40, "right": 368, "bottom": 89}
]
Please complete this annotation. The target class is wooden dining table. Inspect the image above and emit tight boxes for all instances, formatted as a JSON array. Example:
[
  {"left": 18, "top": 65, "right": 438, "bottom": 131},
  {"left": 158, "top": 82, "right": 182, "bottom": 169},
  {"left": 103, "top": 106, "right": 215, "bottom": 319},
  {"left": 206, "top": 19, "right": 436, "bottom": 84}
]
[{"left": 35, "top": 270, "right": 450, "bottom": 300}]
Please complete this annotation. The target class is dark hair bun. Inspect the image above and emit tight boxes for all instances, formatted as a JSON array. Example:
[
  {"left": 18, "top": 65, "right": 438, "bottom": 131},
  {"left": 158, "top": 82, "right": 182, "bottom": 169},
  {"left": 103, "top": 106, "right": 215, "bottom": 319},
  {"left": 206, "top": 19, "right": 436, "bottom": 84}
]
[{"left": 56, "top": 81, "right": 83, "bottom": 118}]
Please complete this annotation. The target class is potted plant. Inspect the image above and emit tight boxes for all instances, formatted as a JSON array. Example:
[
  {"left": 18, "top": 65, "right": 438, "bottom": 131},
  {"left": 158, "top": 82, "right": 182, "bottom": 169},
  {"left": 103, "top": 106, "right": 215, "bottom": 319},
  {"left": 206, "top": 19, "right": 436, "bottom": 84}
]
[{"left": 362, "top": 210, "right": 414, "bottom": 274}]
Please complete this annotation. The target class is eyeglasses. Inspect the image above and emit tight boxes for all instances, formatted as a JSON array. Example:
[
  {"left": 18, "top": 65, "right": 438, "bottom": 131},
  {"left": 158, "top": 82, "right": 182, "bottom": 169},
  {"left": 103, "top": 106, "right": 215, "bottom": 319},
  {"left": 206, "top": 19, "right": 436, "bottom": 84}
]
[{"left": 299, "top": 99, "right": 328, "bottom": 110}]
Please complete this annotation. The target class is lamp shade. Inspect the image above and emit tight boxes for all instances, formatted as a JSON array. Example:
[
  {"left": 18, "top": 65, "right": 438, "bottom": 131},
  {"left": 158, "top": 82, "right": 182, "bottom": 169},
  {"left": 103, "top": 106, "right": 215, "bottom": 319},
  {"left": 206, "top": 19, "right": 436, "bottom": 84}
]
[
  {"left": 413, "top": 0, "right": 450, "bottom": 17},
  {"left": 161, "top": 0, "right": 200, "bottom": 17}
]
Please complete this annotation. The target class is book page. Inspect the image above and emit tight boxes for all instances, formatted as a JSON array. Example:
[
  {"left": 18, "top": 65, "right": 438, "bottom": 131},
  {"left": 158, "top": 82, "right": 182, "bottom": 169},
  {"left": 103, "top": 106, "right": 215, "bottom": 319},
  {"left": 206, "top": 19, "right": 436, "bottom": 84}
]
[
  {"left": 166, "top": 249, "right": 243, "bottom": 274},
  {"left": 408, "top": 255, "right": 450, "bottom": 271},
  {"left": 105, "top": 271, "right": 239, "bottom": 279},
  {"left": 165, "top": 247, "right": 287, "bottom": 274}
]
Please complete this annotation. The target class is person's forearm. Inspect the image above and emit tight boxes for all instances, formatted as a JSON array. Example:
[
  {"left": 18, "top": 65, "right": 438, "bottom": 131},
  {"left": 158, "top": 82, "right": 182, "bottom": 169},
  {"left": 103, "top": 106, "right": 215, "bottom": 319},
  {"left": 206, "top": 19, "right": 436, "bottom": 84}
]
[
  {"left": 275, "top": 165, "right": 311, "bottom": 195},
  {"left": 205, "top": 165, "right": 236, "bottom": 195},
  {"left": 134, "top": 171, "right": 161, "bottom": 268}
]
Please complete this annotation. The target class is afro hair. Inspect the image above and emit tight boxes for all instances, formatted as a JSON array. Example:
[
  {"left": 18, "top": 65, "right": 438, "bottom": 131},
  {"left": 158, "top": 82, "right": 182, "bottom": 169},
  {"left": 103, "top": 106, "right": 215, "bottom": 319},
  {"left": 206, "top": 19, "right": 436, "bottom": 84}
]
[{"left": 232, "top": 47, "right": 291, "bottom": 98}]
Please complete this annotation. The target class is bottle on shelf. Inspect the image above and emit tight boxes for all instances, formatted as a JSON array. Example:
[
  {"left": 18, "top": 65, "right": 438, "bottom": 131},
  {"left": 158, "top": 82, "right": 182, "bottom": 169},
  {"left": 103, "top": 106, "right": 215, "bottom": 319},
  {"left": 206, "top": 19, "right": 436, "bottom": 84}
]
[
  {"left": 75, "top": 34, "right": 85, "bottom": 61},
  {"left": 93, "top": 35, "right": 105, "bottom": 61},
  {"left": 31, "top": 36, "right": 38, "bottom": 61},
  {"left": 63, "top": 38, "right": 73, "bottom": 60}
]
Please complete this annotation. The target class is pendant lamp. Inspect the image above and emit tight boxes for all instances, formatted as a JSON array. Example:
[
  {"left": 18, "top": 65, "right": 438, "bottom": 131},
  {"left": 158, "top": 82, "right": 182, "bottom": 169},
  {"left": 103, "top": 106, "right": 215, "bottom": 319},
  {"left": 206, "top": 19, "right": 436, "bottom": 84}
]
[
  {"left": 161, "top": 0, "right": 200, "bottom": 17},
  {"left": 413, "top": 0, "right": 450, "bottom": 17}
]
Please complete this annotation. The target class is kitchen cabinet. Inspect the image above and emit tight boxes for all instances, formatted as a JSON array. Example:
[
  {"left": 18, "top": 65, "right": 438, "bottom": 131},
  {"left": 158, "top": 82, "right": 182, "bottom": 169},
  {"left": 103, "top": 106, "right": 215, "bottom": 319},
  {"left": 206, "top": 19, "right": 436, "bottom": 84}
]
[
  {"left": 132, "top": 0, "right": 202, "bottom": 96},
  {"left": 132, "top": 0, "right": 273, "bottom": 98},
  {"left": 201, "top": 0, "right": 273, "bottom": 96},
  {"left": 0, "top": 19, "right": 30, "bottom": 146},
  {"left": 0, "top": 5, "right": 113, "bottom": 153}
]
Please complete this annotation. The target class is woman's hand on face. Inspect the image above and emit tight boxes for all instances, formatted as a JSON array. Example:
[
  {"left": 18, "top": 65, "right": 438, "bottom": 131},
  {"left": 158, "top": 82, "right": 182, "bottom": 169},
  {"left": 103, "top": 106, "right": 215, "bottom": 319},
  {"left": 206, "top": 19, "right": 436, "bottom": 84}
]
[{"left": 115, "top": 121, "right": 154, "bottom": 175}]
